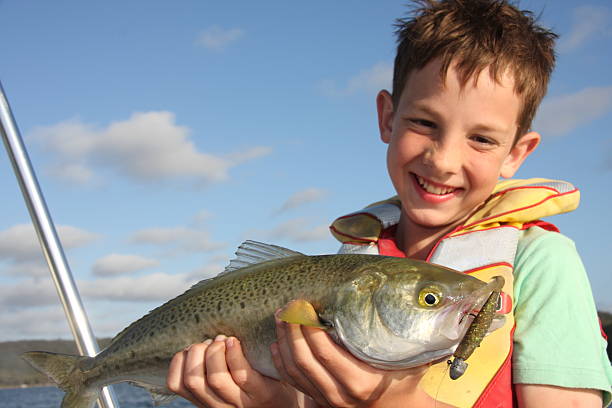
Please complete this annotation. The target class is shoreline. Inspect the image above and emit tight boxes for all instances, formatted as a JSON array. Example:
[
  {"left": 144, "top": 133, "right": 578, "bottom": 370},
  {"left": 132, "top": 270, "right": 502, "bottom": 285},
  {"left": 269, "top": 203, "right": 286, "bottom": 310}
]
[{"left": 0, "top": 383, "right": 54, "bottom": 390}]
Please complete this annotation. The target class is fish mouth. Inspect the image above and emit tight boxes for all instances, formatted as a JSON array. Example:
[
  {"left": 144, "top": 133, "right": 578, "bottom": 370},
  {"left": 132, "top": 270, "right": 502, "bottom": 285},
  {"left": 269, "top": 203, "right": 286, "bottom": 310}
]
[{"left": 446, "top": 276, "right": 504, "bottom": 340}]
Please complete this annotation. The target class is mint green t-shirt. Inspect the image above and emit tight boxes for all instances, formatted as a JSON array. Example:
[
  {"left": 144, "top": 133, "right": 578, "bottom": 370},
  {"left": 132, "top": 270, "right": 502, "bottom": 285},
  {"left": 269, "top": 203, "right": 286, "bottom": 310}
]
[{"left": 513, "top": 226, "right": 612, "bottom": 406}]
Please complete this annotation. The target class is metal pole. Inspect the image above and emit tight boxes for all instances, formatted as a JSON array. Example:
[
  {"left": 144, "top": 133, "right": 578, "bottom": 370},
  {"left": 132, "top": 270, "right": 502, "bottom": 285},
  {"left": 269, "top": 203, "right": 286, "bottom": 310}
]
[{"left": 0, "top": 81, "right": 119, "bottom": 408}]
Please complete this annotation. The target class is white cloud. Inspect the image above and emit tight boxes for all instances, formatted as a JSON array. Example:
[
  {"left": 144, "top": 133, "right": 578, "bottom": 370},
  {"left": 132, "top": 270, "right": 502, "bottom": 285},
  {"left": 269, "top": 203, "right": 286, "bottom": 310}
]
[
  {"left": 0, "top": 263, "right": 225, "bottom": 339},
  {"left": 533, "top": 86, "right": 612, "bottom": 137},
  {"left": 196, "top": 26, "right": 244, "bottom": 50},
  {"left": 0, "top": 306, "right": 70, "bottom": 340},
  {"left": 0, "top": 272, "right": 196, "bottom": 339},
  {"left": 58, "top": 226, "right": 99, "bottom": 249},
  {"left": 30, "top": 111, "right": 271, "bottom": 186},
  {"left": 227, "top": 146, "right": 273, "bottom": 164},
  {"left": 0, "top": 224, "right": 51, "bottom": 262},
  {"left": 558, "top": 6, "right": 611, "bottom": 53},
  {"left": 49, "top": 163, "right": 95, "bottom": 185},
  {"left": 266, "top": 218, "right": 330, "bottom": 242},
  {"left": 130, "top": 226, "right": 225, "bottom": 254},
  {"left": 0, "top": 224, "right": 99, "bottom": 263},
  {"left": 0, "top": 271, "right": 198, "bottom": 309},
  {"left": 191, "top": 209, "right": 214, "bottom": 226},
  {"left": 2, "top": 260, "right": 49, "bottom": 278},
  {"left": 276, "top": 188, "right": 327, "bottom": 214},
  {"left": 79, "top": 272, "right": 195, "bottom": 302},
  {"left": 188, "top": 262, "right": 226, "bottom": 282},
  {"left": 92, "top": 254, "right": 159, "bottom": 276},
  {"left": 319, "top": 62, "right": 392, "bottom": 97},
  {"left": 0, "top": 278, "right": 59, "bottom": 308}
]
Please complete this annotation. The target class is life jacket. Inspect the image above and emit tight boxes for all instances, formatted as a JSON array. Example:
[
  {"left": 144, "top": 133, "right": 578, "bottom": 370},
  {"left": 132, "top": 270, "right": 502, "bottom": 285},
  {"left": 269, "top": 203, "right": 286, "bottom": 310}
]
[{"left": 329, "top": 178, "right": 580, "bottom": 408}]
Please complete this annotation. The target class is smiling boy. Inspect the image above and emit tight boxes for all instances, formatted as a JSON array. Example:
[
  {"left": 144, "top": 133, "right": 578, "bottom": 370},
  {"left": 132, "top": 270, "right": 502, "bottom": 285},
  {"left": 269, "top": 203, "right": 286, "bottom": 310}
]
[
  {"left": 377, "top": 58, "right": 540, "bottom": 260},
  {"left": 167, "top": 1, "right": 611, "bottom": 407}
]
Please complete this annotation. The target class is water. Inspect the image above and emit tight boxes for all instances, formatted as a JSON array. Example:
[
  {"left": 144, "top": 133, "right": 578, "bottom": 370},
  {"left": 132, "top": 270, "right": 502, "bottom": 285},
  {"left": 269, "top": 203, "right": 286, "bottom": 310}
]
[{"left": 0, "top": 383, "right": 194, "bottom": 408}]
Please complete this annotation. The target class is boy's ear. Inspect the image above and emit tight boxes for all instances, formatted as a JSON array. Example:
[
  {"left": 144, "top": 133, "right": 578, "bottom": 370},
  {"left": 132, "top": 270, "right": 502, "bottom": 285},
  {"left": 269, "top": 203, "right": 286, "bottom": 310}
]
[
  {"left": 500, "top": 131, "right": 541, "bottom": 178},
  {"left": 376, "top": 90, "right": 394, "bottom": 144}
]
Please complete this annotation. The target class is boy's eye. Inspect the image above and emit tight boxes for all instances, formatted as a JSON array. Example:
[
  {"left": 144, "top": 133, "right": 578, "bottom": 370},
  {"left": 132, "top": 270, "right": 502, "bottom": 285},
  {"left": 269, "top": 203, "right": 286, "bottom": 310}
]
[
  {"left": 470, "top": 135, "right": 496, "bottom": 145},
  {"left": 409, "top": 118, "right": 437, "bottom": 129}
]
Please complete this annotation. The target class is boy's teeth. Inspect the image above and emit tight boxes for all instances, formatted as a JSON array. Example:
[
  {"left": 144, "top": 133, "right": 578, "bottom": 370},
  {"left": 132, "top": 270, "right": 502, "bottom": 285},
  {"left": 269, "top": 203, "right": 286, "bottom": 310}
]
[{"left": 416, "top": 175, "right": 455, "bottom": 195}]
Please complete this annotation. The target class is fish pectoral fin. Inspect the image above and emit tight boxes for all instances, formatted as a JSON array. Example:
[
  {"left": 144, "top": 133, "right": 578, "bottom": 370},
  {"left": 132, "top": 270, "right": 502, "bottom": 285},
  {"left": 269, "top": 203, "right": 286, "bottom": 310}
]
[
  {"left": 129, "top": 382, "right": 177, "bottom": 406},
  {"left": 150, "top": 390, "right": 177, "bottom": 406},
  {"left": 278, "top": 299, "right": 328, "bottom": 329}
]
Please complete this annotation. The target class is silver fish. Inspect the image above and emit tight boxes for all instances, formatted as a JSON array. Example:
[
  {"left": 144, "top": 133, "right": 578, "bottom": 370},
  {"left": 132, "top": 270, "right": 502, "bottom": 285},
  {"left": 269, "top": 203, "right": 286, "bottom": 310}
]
[{"left": 22, "top": 241, "right": 501, "bottom": 407}]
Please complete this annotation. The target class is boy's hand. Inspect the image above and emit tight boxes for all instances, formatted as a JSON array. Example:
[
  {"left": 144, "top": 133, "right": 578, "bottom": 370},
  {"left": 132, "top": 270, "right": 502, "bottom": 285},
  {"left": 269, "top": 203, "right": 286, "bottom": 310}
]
[
  {"left": 272, "top": 316, "right": 450, "bottom": 408},
  {"left": 166, "top": 335, "right": 298, "bottom": 408}
]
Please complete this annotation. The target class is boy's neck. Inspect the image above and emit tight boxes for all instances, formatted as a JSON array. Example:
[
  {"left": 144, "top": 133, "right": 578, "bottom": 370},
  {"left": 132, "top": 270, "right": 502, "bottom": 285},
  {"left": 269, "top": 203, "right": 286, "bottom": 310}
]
[{"left": 395, "top": 214, "right": 462, "bottom": 261}]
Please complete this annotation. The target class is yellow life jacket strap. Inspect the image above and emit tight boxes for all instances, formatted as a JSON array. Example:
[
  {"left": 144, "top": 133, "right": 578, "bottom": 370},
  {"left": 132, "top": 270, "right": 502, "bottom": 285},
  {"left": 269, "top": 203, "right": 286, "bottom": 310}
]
[
  {"left": 460, "top": 178, "right": 579, "bottom": 233},
  {"left": 330, "top": 178, "right": 579, "bottom": 245}
]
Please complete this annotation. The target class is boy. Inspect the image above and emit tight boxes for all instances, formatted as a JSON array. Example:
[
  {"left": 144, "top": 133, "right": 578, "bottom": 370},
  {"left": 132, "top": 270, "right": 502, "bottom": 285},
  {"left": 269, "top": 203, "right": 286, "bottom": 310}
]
[{"left": 166, "top": 0, "right": 612, "bottom": 406}]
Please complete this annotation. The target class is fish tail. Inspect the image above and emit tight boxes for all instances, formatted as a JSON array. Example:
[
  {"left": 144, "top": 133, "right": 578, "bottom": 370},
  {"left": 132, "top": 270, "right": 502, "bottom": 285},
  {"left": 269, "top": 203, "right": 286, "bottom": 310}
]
[
  {"left": 60, "top": 388, "right": 99, "bottom": 408},
  {"left": 21, "top": 351, "right": 99, "bottom": 408}
]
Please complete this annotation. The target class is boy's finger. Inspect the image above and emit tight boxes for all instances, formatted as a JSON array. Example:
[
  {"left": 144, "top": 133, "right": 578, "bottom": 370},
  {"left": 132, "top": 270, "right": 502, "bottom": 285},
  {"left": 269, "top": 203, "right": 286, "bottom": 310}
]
[
  {"left": 166, "top": 348, "right": 207, "bottom": 407},
  {"left": 182, "top": 340, "right": 233, "bottom": 408},
  {"left": 275, "top": 319, "right": 326, "bottom": 402},
  {"left": 301, "top": 325, "right": 414, "bottom": 399},
  {"left": 302, "top": 325, "right": 373, "bottom": 390},
  {"left": 305, "top": 325, "right": 380, "bottom": 402},
  {"left": 204, "top": 335, "right": 243, "bottom": 406},
  {"left": 224, "top": 336, "right": 269, "bottom": 397},
  {"left": 271, "top": 341, "right": 301, "bottom": 391},
  {"left": 279, "top": 319, "right": 351, "bottom": 406}
]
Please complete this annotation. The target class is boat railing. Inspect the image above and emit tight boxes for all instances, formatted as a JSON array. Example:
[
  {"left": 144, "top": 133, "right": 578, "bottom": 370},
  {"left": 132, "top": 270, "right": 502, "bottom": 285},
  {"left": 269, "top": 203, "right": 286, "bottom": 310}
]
[{"left": 0, "top": 81, "right": 119, "bottom": 408}]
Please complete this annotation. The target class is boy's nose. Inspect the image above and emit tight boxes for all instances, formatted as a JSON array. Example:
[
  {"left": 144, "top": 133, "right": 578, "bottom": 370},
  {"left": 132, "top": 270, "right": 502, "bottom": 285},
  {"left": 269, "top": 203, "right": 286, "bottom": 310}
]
[{"left": 423, "top": 137, "right": 463, "bottom": 175}]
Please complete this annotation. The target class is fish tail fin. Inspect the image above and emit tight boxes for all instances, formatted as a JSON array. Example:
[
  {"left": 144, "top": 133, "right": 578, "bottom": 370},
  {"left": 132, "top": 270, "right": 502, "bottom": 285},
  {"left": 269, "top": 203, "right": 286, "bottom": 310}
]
[
  {"left": 60, "top": 388, "right": 99, "bottom": 408},
  {"left": 21, "top": 351, "right": 99, "bottom": 408}
]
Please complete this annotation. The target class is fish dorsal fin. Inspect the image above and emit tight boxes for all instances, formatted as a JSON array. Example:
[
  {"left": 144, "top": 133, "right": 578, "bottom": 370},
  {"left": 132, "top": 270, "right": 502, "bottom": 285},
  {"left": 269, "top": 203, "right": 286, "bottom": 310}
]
[
  {"left": 186, "top": 241, "right": 306, "bottom": 291},
  {"left": 222, "top": 240, "right": 305, "bottom": 275}
]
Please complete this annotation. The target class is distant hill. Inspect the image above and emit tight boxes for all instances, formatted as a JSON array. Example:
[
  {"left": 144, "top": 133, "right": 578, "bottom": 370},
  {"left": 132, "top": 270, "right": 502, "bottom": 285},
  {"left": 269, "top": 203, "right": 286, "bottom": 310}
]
[
  {"left": 0, "top": 338, "right": 110, "bottom": 388},
  {"left": 1, "top": 313, "right": 611, "bottom": 388}
]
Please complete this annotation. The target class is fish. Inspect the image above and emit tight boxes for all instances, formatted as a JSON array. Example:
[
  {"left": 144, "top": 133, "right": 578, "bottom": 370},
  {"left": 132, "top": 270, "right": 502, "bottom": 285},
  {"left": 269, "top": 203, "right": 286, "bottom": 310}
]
[{"left": 22, "top": 240, "right": 503, "bottom": 408}]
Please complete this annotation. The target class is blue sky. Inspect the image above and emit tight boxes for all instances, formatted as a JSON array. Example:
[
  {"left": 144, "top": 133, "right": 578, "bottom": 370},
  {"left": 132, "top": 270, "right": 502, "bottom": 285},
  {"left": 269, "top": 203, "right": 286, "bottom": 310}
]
[{"left": 0, "top": 0, "right": 610, "bottom": 341}]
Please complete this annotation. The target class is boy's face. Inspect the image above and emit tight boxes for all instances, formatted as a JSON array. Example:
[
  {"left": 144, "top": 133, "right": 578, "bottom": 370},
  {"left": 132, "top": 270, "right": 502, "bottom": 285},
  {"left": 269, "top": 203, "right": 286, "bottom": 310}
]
[{"left": 377, "top": 59, "right": 540, "bottom": 231}]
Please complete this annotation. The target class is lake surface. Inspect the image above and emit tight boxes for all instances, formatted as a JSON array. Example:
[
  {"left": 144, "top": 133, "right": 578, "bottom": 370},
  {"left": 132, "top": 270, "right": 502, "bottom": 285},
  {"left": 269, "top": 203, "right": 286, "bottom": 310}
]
[{"left": 0, "top": 383, "right": 193, "bottom": 408}]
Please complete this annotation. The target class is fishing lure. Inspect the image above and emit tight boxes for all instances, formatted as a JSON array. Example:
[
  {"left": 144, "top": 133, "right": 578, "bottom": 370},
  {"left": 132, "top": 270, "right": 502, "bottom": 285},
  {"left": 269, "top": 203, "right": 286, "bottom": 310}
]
[{"left": 448, "top": 276, "right": 505, "bottom": 380}]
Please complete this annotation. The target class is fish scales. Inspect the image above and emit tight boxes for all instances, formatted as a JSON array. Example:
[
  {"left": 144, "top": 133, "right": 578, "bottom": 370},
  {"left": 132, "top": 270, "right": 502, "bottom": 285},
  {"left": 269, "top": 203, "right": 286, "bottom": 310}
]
[{"left": 21, "top": 242, "right": 502, "bottom": 408}]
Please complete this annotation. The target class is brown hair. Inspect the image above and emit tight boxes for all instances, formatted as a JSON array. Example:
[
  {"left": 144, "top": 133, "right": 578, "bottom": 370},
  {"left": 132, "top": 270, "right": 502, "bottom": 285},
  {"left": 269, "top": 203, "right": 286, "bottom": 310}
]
[{"left": 392, "top": 0, "right": 558, "bottom": 138}]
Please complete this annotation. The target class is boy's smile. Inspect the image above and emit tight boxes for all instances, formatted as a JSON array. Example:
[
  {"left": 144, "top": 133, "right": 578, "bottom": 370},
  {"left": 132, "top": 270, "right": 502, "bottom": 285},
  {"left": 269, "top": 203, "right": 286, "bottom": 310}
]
[
  {"left": 377, "top": 59, "right": 540, "bottom": 242},
  {"left": 412, "top": 174, "right": 462, "bottom": 203}
]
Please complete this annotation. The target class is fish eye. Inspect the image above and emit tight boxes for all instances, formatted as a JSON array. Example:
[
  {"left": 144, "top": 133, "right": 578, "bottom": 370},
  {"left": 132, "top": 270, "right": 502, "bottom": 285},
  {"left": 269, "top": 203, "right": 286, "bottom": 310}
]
[
  {"left": 418, "top": 286, "right": 442, "bottom": 307},
  {"left": 424, "top": 293, "right": 437, "bottom": 305}
]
